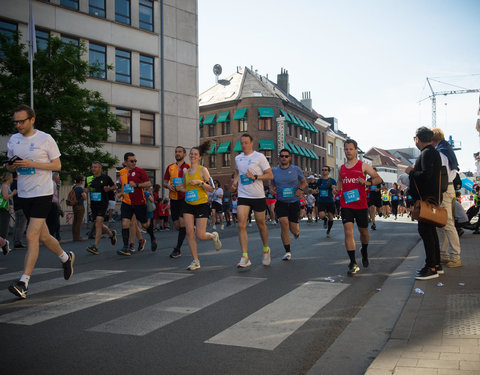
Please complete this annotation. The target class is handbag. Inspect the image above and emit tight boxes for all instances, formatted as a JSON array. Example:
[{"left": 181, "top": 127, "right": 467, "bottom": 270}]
[
  {"left": 0, "top": 193, "right": 9, "bottom": 211},
  {"left": 411, "top": 172, "right": 447, "bottom": 227},
  {"left": 146, "top": 198, "right": 156, "bottom": 213}
]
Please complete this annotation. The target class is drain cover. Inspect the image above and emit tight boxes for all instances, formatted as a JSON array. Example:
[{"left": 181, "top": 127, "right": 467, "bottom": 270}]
[{"left": 444, "top": 294, "right": 480, "bottom": 336}]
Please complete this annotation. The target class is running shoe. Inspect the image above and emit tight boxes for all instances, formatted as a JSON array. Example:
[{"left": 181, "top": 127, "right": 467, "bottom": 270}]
[
  {"left": 293, "top": 232, "right": 300, "bottom": 240},
  {"left": 237, "top": 256, "right": 252, "bottom": 268},
  {"left": 212, "top": 224, "right": 216, "bottom": 230},
  {"left": 8, "top": 281, "right": 27, "bottom": 299},
  {"left": 138, "top": 239, "right": 146, "bottom": 252},
  {"left": 371, "top": 223, "right": 376, "bottom": 230},
  {"left": 247, "top": 223, "right": 253, "bottom": 227},
  {"left": 151, "top": 239, "right": 158, "bottom": 252},
  {"left": 415, "top": 267, "right": 438, "bottom": 280},
  {"left": 436, "top": 264, "right": 444, "bottom": 274},
  {"left": 262, "top": 248, "right": 271, "bottom": 266},
  {"left": 347, "top": 263, "right": 360, "bottom": 275},
  {"left": 212, "top": 231, "right": 222, "bottom": 251},
  {"left": 13, "top": 242, "right": 26, "bottom": 249},
  {"left": 282, "top": 252, "right": 292, "bottom": 261},
  {"left": 63, "top": 251, "right": 75, "bottom": 280},
  {"left": 110, "top": 230, "right": 117, "bottom": 246},
  {"left": 326, "top": 232, "right": 331, "bottom": 238},
  {"left": 2, "top": 240, "right": 10, "bottom": 255},
  {"left": 220, "top": 224, "right": 224, "bottom": 230},
  {"left": 187, "top": 260, "right": 201, "bottom": 271},
  {"left": 170, "top": 248, "right": 181, "bottom": 258},
  {"left": 117, "top": 247, "right": 132, "bottom": 256},
  {"left": 323, "top": 219, "right": 328, "bottom": 229},
  {"left": 86, "top": 245, "right": 99, "bottom": 255}
]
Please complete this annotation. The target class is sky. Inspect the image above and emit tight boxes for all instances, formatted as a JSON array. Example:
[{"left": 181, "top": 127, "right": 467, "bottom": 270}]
[{"left": 197, "top": 0, "right": 480, "bottom": 173}]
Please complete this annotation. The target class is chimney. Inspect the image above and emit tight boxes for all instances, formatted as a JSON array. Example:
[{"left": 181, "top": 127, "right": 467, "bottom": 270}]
[
  {"left": 301, "top": 91, "right": 312, "bottom": 111},
  {"left": 277, "top": 68, "right": 289, "bottom": 94}
]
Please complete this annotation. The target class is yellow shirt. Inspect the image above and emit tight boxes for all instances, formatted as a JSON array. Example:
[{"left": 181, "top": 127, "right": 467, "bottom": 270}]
[{"left": 184, "top": 166, "right": 208, "bottom": 205}]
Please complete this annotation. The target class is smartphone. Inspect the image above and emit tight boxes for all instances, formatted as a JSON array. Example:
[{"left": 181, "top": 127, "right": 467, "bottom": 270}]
[{"left": 7, "top": 155, "right": 22, "bottom": 165}]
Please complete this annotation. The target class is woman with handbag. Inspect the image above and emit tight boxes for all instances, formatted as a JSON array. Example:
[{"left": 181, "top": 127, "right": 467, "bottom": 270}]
[
  {"left": 405, "top": 127, "right": 443, "bottom": 280},
  {"left": 0, "top": 172, "right": 17, "bottom": 240}
]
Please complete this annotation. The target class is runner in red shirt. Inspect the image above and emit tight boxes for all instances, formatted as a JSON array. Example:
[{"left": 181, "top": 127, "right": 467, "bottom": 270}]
[{"left": 336, "top": 139, "right": 382, "bottom": 275}]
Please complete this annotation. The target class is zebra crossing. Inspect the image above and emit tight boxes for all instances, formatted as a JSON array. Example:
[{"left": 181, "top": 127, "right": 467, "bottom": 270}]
[{"left": 0, "top": 267, "right": 350, "bottom": 349}]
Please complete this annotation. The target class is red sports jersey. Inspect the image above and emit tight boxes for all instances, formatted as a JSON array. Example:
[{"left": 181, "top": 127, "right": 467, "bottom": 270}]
[
  {"left": 164, "top": 162, "right": 190, "bottom": 200},
  {"left": 339, "top": 160, "right": 368, "bottom": 209},
  {"left": 120, "top": 167, "right": 149, "bottom": 205}
]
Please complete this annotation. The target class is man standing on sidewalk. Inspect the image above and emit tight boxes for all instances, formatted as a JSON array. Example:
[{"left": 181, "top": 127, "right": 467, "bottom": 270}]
[
  {"left": 232, "top": 134, "right": 273, "bottom": 268},
  {"left": 6, "top": 104, "right": 74, "bottom": 299},
  {"left": 163, "top": 146, "right": 190, "bottom": 258},
  {"left": 336, "top": 139, "right": 382, "bottom": 275},
  {"left": 432, "top": 128, "right": 462, "bottom": 268},
  {"left": 270, "top": 148, "right": 306, "bottom": 261}
]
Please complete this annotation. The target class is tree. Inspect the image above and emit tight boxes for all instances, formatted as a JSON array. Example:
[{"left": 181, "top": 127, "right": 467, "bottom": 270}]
[{"left": 0, "top": 31, "right": 122, "bottom": 178}]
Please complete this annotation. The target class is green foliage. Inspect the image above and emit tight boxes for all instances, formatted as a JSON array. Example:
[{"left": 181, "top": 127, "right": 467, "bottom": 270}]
[{"left": 0, "top": 32, "right": 122, "bottom": 178}]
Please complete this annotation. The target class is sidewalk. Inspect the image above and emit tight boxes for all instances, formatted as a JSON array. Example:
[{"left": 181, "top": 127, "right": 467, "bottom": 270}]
[{"left": 365, "top": 231, "right": 480, "bottom": 375}]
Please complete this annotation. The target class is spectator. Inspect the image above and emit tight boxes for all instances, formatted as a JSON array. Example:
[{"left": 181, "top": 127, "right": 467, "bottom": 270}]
[
  {"left": 153, "top": 184, "right": 161, "bottom": 230},
  {"left": 0, "top": 172, "right": 16, "bottom": 240},
  {"left": 72, "top": 176, "right": 87, "bottom": 241},
  {"left": 10, "top": 172, "right": 27, "bottom": 249}
]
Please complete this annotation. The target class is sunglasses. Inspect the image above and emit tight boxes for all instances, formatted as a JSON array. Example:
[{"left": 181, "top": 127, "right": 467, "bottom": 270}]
[
  {"left": 279, "top": 155, "right": 290, "bottom": 158},
  {"left": 322, "top": 169, "right": 329, "bottom": 171},
  {"left": 128, "top": 159, "right": 138, "bottom": 163}
]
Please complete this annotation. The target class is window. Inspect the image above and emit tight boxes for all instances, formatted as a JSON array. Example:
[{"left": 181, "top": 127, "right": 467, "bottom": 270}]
[
  {"left": 209, "top": 124, "right": 216, "bottom": 137},
  {"left": 89, "top": 42, "right": 106, "bottom": 79},
  {"left": 299, "top": 133, "right": 303, "bottom": 141},
  {"left": 259, "top": 118, "right": 272, "bottom": 131},
  {"left": 144, "top": 169, "right": 156, "bottom": 185},
  {"left": 222, "top": 153, "right": 231, "bottom": 168},
  {"left": 139, "top": 0, "right": 154, "bottom": 31},
  {"left": 239, "top": 119, "right": 248, "bottom": 132},
  {"left": 294, "top": 126, "right": 298, "bottom": 138},
  {"left": 262, "top": 150, "right": 273, "bottom": 164},
  {"left": 115, "top": 0, "right": 131, "bottom": 25},
  {"left": 140, "top": 112, "right": 155, "bottom": 145},
  {"left": 89, "top": 0, "right": 106, "bottom": 18},
  {"left": 36, "top": 29, "right": 49, "bottom": 51},
  {"left": 61, "top": 35, "right": 79, "bottom": 48},
  {"left": 209, "top": 155, "right": 216, "bottom": 169},
  {"left": 328, "top": 142, "right": 334, "bottom": 156},
  {"left": 140, "top": 55, "right": 154, "bottom": 88},
  {"left": 60, "top": 0, "right": 79, "bottom": 10},
  {"left": 0, "top": 20, "right": 17, "bottom": 40},
  {"left": 115, "top": 108, "right": 131, "bottom": 143},
  {"left": 222, "top": 122, "right": 230, "bottom": 135},
  {"left": 115, "top": 49, "right": 131, "bottom": 83}
]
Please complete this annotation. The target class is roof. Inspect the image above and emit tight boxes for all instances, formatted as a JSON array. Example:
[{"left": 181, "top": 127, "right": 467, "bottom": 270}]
[{"left": 365, "top": 147, "right": 410, "bottom": 168}]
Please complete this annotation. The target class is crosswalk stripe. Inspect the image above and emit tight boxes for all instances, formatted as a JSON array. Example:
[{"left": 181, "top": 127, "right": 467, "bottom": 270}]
[
  {"left": 0, "top": 272, "right": 191, "bottom": 325},
  {"left": 0, "top": 270, "right": 125, "bottom": 304},
  {"left": 88, "top": 276, "right": 265, "bottom": 336},
  {"left": 205, "top": 281, "right": 349, "bottom": 350},
  {"left": 0, "top": 268, "right": 59, "bottom": 283}
]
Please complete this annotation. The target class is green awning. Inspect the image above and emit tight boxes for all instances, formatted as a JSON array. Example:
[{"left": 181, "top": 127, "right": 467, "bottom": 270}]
[
  {"left": 216, "top": 111, "right": 230, "bottom": 123},
  {"left": 203, "top": 113, "right": 216, "bottom": 125},
  {"left": 258, "top": 107, "right": 274, "bottom": 118},
  {"left": 289, "top": 144, "right": 301, "bottom": 156},
  {"left": 280, "top": 109, "right": 291, "bottom": 122},
  {"left": 199, "top": 115, "right": 203, "bottom": 127},
  {"left": 302, "top": 119, "right": 314, "bottom": 132},
  {"left": 233, "top": 108, "right": 247, "bottom": 120},
  {"left": 208, "top": 143, "right": 216, "bottom": 154},
  {"left": 233, "top": 140, "right": 242, "bottom": 152},
  {"left": 298, "top": 117, "right": 309, "bottom": 130},
  {"left": 309, "top": 149, "right": 319, "bottom": 160},
  {"left": 259, "top": 140, "right": 275, "bottom": 151},
  {"left": 216, "top": 142, "right": 231, "bottom": 153},
  {"left": 288, "top": 113, "right": 299, "bottom": 126},
  {"left": 303, "top": 147, "right": 314, "bottom": 159},
  {"left": 285, "top": 143, "right": 297, "bottom": 155},
  {"left": 308, "top": 122, "right": 318, "bottom": 133},
  {"left": 296, "top": 145, "right": 308, "bottom": 157}
]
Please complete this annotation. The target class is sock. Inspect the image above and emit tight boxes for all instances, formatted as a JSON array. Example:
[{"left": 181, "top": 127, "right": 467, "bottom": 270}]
[
  {"left": 59, "top": 251, "right": 69, "bottom": 263},
  {"left": 327, "top": 220, "right": 333, "bottom": 232},
  {"left": 147, "top": 222, "right": 155, "bottom": 242},
  {"left": 20, "top": 274, "right": 30, "bottom": 287},
  {"left": 263, "top": 246, "right": 270, "bottom": 253},
  {"left": 284, "top": 244, "right": 290, "bottom": 252},
  {"left": 130, "top": 242, "right": 135, "bottom": 249},
  {"left": 347, "top": 250, "right": 356, "bottom": 264},
  {"left": 361, "top": 244, "right": 368, "bottom": 259},
  {"left": 242, "top": 252, "right": 248, "bottom": 258},
  {"left": 122, "top": 228, "right": 130, "bottom": 247},
  {"left": 176, "top": 227, "right": 186, "bottom": 249}
]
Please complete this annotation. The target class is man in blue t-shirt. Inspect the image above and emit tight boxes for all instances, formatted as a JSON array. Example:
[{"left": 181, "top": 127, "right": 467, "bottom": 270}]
[
  {"left": 271, "top": 148, "right": 307, "bottom": 261},
  {"left": 315, "top": 166, "right": 337, "bottom": 237}
]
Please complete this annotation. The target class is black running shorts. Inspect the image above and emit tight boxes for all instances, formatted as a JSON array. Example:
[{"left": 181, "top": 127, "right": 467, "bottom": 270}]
[
  {"left": 275, "top": 200, "right": 300, "bottom": 223},
  {"left": 237, "top": 197, "right": 267, "bottom": 212},
  {"left": 341, "top": 207, "right": 369, "bottom": 228},
  {"left": 20, "top": 195, "right": 53, "bottom": 219}
]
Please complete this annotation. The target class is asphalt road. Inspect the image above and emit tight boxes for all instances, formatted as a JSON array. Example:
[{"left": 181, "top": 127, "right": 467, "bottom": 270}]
[{"left": 0, "top": 216, "right": 420, "bottom": 375}]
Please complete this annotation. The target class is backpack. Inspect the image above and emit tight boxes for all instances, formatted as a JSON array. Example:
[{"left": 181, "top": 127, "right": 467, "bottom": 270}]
[
  {"left": 453, "top": 172, "right": 462, "bottom": 191},
  {"left": 66, "top": 187, "right": 78, "bottom": 206}
]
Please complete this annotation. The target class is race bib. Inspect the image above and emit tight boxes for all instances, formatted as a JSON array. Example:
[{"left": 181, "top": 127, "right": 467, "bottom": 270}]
[
  {"left": 90, "top": 192, "right": 101, "bottom": 202},
  {"left": 344, "top": 189, "right": 360, "bottom": 204},
  {"left": 17, "top": 167, "right": 35, "bottom": 175},
  {"left": 319, "top": 190, "right": 328, "bottom": 197},
  {"left": 370, "top": 186, "right": 376, "bottom": 191},
  {"left": 224, "top": 198, "right": 230, "bottom": 202},
  {"left": 392, "top": 196, "right": 398, "bottom": 201},
  {"left": 172, "top": 177, "right": 183, "bottom": 186},
  {"left": 281, "top": 187, "right": 294, "bottom": 198},
  {"left": 407, "top": 195, "right": 412, "bottom": 200},
  {"left": 123, "top": 184, "right": 134, "bottom": 194},
  {"left": 185, "top": 190, "right": 199, "bottom": 202},
  {"left": 382, "top": 196, "right": 389, "bottom": 201},
  {"left": 240, "top": 174, "right": 253, "bottom": 185}
]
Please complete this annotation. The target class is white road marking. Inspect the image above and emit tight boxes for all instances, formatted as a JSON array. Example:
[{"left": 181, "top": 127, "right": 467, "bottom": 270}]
[{"left": 0, "top": 268, "right": 59, "bottom": 283}]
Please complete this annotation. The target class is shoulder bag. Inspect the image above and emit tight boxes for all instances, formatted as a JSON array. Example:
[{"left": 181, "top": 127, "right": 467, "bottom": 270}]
[{"left": 411, "top": 171, "right": 447, "bottom": 227}]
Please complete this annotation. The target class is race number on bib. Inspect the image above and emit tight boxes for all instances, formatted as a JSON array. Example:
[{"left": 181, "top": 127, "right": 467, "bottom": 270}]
[
  {"left": 90, "top": 192, "right": 102, "bottom": 202},
  {"left": 17, "top": 168, "right": 36, "bottom": 175},
  {"left": 172, "top": 177, "right": 183, "bottom": 186},
  {"left": 240, "top": 174, "right": 253, "bottom": 185},
  {"left": 319, "top": 190, "right": 328, "bottom": 197},
  {"left": 281, "top": 187, "right": 294, "bottom": 198},
  {"left": 123, "top": 184, "right": 134, "bottom": 194},
  {"left": 343, "top": 189, "right": 360, "bottom": 204},
  {"left": 185, "top": 190, "right": 199, "bottom": 203}
]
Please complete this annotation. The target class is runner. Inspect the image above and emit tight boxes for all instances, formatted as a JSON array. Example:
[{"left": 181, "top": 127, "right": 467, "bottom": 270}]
[
  {"left": 211, "top": 180, "right": 224, "bottom": 230},
  {"left": 381, "top": 184, "right": 390, "bottom": 218},
  {"left": 117, "top": 152, "right": 156, "bottom": 256},
  {"left": 222, "top": 184, "right": 232, "bottom": 227},
  {"left": 307, "top": 175, "right": 319, "bottom": 222},
  {"left": 265, "top": 185, "right": 277, "bottom": 225},
  {"left": 367, "top": 167, "right": 383, "bottom": 230},
  {"left": 84, "top": 161, "right": 117, "bottom": 255},
  {"left": 270, "top": 148, "right": 307, "bottom": 261},
  {"left": 232, "top": 133, "right": 274, "bottom": 268},
  {"left": 163, "top": 146, "right": 190, "bottom": 258},
  {"left": 315, "top": 166, "right": 337, "bottom": 237},
  {"left": 6, "top": 104, "right": 74, "bottom": 299},
  {"left": 336, "top": 139, "right": 382, "bottom": 275},
  {"left": 176, "top": 141, "right": 222, "bottom": 270},
  {"left": 389, "top": 182, "right": 401, "bottom": 220},
  {"left": 231, "top": 194, "right": 238, "bottom": 226},
  {"left": 306, "top": 189, "right": 316, "bottom": 223}
]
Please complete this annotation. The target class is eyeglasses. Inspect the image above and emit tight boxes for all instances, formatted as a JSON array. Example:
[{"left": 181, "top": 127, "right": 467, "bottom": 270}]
[
  {"left": 128, "top": 159, "right": 138, "bottom": 163},
  {"left": 322, "top": 168, "right": 329, "bottom": 171},
  {"left": 13, "top": 117, "right": 31, "bottom": 125},
  {"left": 279, "top": 155, "right": 290, "bottom": 158}
]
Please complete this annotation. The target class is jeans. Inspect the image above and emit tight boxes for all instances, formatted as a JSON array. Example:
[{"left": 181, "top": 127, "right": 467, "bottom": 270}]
[{"left": 72, "top": 205, "right": 85, "bottom": 241}]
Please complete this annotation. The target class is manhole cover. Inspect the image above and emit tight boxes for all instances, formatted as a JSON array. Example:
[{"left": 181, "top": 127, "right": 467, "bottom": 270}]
[{"left": 444, "top": 294, "right": 480, "bottom": 336}]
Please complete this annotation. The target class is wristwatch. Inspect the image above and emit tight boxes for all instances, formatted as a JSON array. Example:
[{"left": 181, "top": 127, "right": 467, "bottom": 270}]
[{"left": 254, "top": 175, "right": 258, "bottom": 180}]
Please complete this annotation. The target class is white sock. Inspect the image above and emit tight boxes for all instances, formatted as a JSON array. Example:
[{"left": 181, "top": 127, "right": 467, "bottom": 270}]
[
  {"left": 20, "top": 274, "right": 30, "bottom": 287},
  {"left": 59, "top": 251, "right": 69, "bottom": 263}
]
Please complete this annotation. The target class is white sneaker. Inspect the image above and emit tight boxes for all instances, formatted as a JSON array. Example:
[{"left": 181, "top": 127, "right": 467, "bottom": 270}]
[
  {"left": 212, "top": 231, "right": 222, "bottom": 251},
  {"left": 237, "top": 256, "right": 251, "bottom": 268},
  {"left": 248, "top": 223, "right": 253, "bottom": 227},
  {"left": 212, "top": 224, "right": 216, "bottom": 230},
  {"left": 263, "top": 248, "right": 271, "bottom": 266},
  {"left": 187, "top": 260, "right": 201, "bottom": 270},
  {"left": 220, "top": 224, "right": 224, "bottom": 230},
  {"left": 282, "top": 252, "right": 291, "bottom": 261}
]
